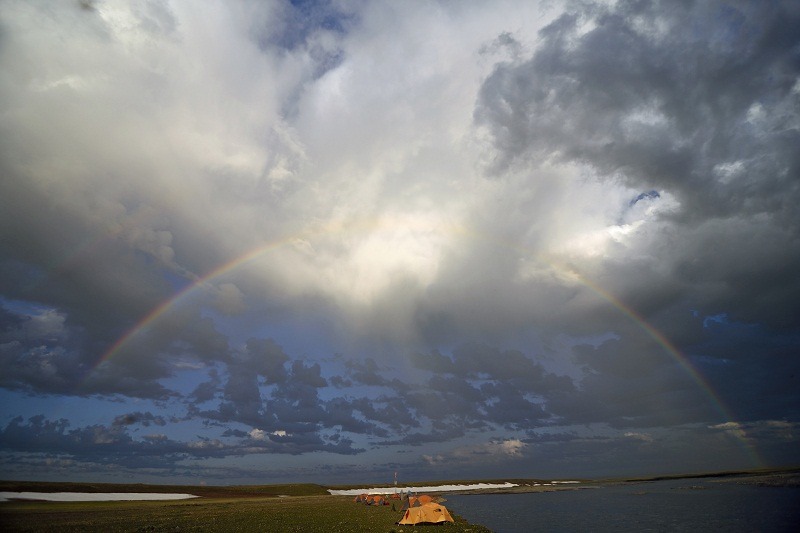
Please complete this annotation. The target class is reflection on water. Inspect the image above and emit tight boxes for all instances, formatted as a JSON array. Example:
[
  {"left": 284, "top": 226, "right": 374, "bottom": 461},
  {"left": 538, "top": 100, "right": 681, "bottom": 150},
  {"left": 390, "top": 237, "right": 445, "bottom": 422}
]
[{"left": 445, "top": 479, "right": 799, "bottom": 532}]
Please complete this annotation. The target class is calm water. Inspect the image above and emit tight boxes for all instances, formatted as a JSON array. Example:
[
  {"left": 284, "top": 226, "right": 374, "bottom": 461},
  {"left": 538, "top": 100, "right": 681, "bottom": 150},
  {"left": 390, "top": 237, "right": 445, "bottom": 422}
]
[{"left": 445, "top": 479, "right": 799, "bottom": 532}]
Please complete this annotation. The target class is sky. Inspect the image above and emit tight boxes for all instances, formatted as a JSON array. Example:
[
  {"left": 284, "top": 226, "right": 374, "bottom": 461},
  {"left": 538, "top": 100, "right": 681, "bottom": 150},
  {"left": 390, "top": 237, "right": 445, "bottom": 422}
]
[{"left": 0, "top": 0, "right": 798, "bottom": 486}]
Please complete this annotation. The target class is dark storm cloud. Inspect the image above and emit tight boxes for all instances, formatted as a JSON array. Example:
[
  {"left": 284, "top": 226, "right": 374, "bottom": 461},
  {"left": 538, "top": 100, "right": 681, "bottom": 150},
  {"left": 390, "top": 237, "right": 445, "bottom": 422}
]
[
  {"left": 240, "top": 338, "right": 291, "bottom": 383},
  {"left": 343, "top": 357, "right": 391, "bottom": 387},
  {"left": 411, "top": 343, "right": 576, "bottom": 405},
  {"left": 555, "top": 336, "right": 716, "bottom": 428},
  {"left": 384, "top": 424, "right": 467, "bottom": 447},
  {"left": 0, "top": 411, "right": 364, "bottom": 474},
  {"left": 0, "top": 415, "right": 185, "bottom": 467},
  {"left": 477, "top": 18, "right": 800, "bottom": 208},
  {"left": 191, "top": 345, "right": 383, "bottom": 449},
  {"left": 263, "top": 361, "right": 328, "bottom": 433},
  {"left": 478, "top": 6, "right": 798, "bottom": 178},
  {"left": 0, "top": 333, "right": 82, "bottom": 395},
  {"left": 691, "top": 321, "right": 800, "bottom": 423},
  {"left": 111, "top": 412, "right": 167, "bottom": 428},
  {"left": 327, "top": 343, "right": 578, "bottom": 439},
  {"left": 187, "top": 339, "right": 291, "bottom": 426},
  {"left": 327, "top": 337, "right": 727, "bottom": 441},
  {"left": 323, "top": 397, "right": 388, "bottom": 436},
  {"left": 0, "top": 300, "right": 180, "bottom": 399},
  {"left": 477, "top": 2, "right": 800, "bottom": 219},
  {"left": 0, "top": 189, "right": 229, "bottom": 400},
  {"left": 189, "top": 367, "right": 223, "bottom": 404},
  {"left": 180, "top": 340, "right": 579, "bottom": 453},
  {"left": 178, "top": 316, "right": 231, "bottom": 362},
  {"left": 474, "top": 0, "right": 800, "bottom": 338},
  {"left": 480, "top": 382, "right": 549, "bottom": 429},
  {"left": 0, "top": 0, "right": 294, "bottom": 402},
  {"left": 348, "top": 395, "right": 419, "bottom": 434},
  {"left": 0, "top": 177, "right": 179, "bottom": 346}
]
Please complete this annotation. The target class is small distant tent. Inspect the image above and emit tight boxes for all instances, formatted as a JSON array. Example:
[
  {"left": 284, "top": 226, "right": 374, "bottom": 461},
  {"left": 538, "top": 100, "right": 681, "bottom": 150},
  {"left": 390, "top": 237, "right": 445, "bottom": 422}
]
[
  {"left": 397, "top": 502, "right": 455, "bottom": 525},
  {"left": 366, "top": 494, "right": 388, "bottom": 506},
  {"left": 407, "top": 494, "right": 434, "bottom": 507}
]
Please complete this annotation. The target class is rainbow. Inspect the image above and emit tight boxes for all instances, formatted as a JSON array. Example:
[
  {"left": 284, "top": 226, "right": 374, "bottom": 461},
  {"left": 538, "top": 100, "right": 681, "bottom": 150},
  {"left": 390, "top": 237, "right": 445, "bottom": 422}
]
[
  {"left": 93, "top": 235, "right": 303, "bottom": 368},
  {"left": 93, "top": 215, "right": 447, "bottom": 367},
  {"left": 573, "top": 274, "right": 763, "bottom": 466},
  {"left": 460, "top": 230, "right": 764, "bottom": 466},
  {"left": 91, "top": 221, "right": 763, "bottom": 467}
]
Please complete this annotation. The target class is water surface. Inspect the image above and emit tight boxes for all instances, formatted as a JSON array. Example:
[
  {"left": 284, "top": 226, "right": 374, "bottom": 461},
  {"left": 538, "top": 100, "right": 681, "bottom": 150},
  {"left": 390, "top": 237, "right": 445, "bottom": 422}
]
[{"left": 445, "top": 479, "right": 799, "bottom": 532}]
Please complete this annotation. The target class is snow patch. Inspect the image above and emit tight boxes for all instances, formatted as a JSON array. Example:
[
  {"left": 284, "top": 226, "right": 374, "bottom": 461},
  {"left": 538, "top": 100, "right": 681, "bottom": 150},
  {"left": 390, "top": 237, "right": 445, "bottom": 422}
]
[
  {"left": 0, "top": 492, "right": 198, "bottom": 502},
  {"left": 328, "top": 482, "right": 517, "bottom": 496}
]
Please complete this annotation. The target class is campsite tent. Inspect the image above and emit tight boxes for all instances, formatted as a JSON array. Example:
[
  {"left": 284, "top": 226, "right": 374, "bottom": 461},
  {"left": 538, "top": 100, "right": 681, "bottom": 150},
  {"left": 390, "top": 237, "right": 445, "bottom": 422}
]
[
  {"left": 407, "top": 494, "right": 434, "bottom": 507},
  {"left": 397, "top": 502, "right": 455, "bottom": 525},
  {"left": 366, "top": 494, "right": 388, "bottom": 506}
]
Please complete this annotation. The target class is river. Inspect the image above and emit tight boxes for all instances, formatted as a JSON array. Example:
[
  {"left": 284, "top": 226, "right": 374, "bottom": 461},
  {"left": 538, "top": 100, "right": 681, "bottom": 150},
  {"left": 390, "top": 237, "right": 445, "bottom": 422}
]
[{"left": 445, "top": 478, "right": 799, "bottom": 532}]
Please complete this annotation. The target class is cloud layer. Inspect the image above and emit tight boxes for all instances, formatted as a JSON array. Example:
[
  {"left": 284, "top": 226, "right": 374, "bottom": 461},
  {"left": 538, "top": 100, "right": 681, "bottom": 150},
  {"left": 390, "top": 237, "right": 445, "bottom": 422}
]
[{"left": 1, "top": 0, "right": 798, "bottom": 484}]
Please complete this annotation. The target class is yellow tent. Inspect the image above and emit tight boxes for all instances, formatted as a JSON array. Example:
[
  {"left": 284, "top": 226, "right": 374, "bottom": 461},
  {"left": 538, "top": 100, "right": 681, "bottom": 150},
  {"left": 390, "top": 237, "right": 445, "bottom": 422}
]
[{"left": 397, "top": 502, "right": 454, "bottom": 525}]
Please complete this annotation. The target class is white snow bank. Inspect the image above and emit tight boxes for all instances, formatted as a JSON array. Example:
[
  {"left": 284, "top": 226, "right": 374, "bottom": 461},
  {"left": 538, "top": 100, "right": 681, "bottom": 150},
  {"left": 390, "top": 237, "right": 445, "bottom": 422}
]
[
  {"left": 0, "top": 492, "right": 198, "bottom": 502},
  {"left": 328, "top": 482, "right": 517, "bottom": 496}
]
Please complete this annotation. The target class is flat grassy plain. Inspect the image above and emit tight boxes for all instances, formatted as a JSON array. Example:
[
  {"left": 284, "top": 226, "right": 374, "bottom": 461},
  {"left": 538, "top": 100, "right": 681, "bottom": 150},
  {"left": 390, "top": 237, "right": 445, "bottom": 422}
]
[
  {"left": 3, "top": 469, "right": 796, "bottom": 532},
  {"left": 0, "top": 483, "right": 492, "bottom": 533}
]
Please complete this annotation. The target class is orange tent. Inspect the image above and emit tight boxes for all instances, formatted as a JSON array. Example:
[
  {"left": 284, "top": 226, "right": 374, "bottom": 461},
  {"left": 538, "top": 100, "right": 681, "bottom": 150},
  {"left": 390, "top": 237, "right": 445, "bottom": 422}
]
[
  {"left": 408, "top": 494, "right": 434, "bottom": 507},
  {"left": 366, "top": 494, "right": 388, "bottom": 505},
  {"left": 397, "top": 502, "right": 454, "bottom": 525}
]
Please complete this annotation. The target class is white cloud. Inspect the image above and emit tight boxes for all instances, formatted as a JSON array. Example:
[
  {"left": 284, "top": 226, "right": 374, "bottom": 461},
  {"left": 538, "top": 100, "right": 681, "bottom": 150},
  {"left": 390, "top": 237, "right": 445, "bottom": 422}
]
[
  {"left": 709, "top": 422, "right": 747, "bottom": 440},
  {"left": 426, "top": 438, "right": 527, "bottom": 466},
  {"left": 624, "top": 432, "right": 654, "bottom": 443},
  {"left": 249, "top": 429, "right": 291, "bottom": 440}
]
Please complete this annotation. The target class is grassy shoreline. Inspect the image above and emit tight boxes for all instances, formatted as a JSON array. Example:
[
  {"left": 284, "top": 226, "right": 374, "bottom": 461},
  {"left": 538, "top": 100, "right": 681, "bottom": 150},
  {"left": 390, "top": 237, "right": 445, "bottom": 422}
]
[{"left": 0, "top": 494, "right": 491, "bottom": 532}]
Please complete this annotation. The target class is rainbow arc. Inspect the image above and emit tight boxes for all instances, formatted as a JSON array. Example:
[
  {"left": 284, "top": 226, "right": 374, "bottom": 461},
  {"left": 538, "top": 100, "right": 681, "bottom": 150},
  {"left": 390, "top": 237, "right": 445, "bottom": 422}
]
[{"left": 90, "top": 220, "right": 763, "bottom": 467}]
